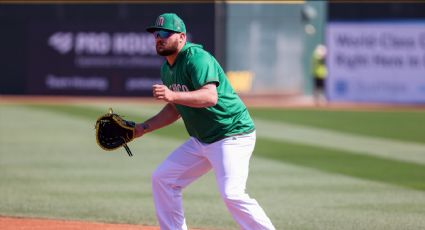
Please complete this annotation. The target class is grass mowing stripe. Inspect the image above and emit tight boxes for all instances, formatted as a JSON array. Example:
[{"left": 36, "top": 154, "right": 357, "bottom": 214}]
[
  {"left": 0, "top": 105, "right": 158, "bottom": 224},
  {"left": 254, "top": 119, "right": 425, "bottom": 165},
  {"left": 21, "top": 104, "right": 425, "bottom": 191},
  {"left": 255, "top": 138, "right": 425, "bottom": 191},
  {"left": 250, "top": 108, "right": 425, "bottom": 144},
  {"left": 23, "top": 104, "right": 188, "bottom": 141},
  {"left": 89, "top": 103, "right": 164, "bottom": 117},
  {"left": 248, "top": 157, "right": 425, "bottom": 230}
]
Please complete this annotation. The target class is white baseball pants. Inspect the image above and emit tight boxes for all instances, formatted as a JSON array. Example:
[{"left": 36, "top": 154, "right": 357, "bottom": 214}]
[{"left": 151, "top": 131, "right": 275, "bottom": 230}]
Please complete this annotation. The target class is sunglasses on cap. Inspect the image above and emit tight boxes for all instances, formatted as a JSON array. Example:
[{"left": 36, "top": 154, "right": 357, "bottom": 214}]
[{"left": 153, "top": 30, "right": 176, "bottom": 39}]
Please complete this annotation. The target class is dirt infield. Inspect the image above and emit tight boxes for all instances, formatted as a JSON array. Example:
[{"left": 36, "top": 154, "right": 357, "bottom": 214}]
[
  {"left": 0, "top": 217, "right": 160, "bottom": 230},
  {"left": 1, "top": 95, "right": 424, "bottom": 111}
]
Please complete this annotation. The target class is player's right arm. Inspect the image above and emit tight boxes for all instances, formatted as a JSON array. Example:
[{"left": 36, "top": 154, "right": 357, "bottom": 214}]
[{"left": 134, "top": 103, "right": 180, "bottom": 138}]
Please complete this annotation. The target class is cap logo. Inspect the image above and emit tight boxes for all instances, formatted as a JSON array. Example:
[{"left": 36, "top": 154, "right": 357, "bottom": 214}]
[{"left": 156, "top": 17, "right": 165, "bottom": 27}]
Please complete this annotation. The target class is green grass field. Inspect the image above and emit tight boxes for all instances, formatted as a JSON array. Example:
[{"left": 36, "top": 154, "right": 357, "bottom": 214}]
[{"left": 1, "top": 102, "right": 424, "bottom": 230}]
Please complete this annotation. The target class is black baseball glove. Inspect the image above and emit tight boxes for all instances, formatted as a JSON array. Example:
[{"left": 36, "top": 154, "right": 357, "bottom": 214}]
[{"left": 95, "top": 108, "right": 135, "bottom": 156}]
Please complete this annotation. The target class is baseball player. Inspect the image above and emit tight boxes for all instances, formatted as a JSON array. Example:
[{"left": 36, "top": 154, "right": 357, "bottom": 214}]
[{"left": 134, "top": 13, "right": 275, "bottom": 230}]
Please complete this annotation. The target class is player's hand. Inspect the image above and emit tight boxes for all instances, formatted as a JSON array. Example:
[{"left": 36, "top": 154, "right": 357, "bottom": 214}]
[{"left": 153, "top": 84, "right": 176, "bottom": 103}]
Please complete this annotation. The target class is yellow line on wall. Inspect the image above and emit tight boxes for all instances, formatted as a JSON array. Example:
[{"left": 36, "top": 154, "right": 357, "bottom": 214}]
[{"left": 224, "top": 0, "right": 304, "bottom": 4}]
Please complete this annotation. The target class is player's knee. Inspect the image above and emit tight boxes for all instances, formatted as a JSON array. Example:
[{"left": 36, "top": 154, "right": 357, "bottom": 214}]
[
  {"left": 152, "top": 168, "right": 183, "bottom": 193},
  {"left": 220, "top": 190, "right": 250, "bottom": 205},
  {"left": 151, "top": 168, "right": 166, "bottom": 186}
]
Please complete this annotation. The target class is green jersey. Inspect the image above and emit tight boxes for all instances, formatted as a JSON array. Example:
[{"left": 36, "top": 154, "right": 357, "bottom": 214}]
[{"left": 160, "top": 42, "right": 255, "bottom": 143}]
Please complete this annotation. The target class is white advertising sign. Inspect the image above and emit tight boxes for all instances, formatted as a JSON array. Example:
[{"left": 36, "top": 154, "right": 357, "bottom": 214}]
[{"left": 326, "top": 22, "right": 425, "bottom": 103}]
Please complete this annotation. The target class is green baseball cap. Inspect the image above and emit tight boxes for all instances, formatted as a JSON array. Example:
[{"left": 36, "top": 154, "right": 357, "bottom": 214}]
[{"left": 146, "top": 13, "right": 186, "bottom": 33}]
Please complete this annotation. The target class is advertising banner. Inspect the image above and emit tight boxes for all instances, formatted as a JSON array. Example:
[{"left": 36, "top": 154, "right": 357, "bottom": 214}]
[
  {"left": 27, "top": 18, "right": 213, "bottom": 96},
  {"left": 326, "top": 22, "right": 425, "bottom": 103}
]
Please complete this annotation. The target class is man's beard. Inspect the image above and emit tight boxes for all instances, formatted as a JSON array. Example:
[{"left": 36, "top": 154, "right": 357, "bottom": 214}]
[{"left": 156, "top": 39, "right": 179, "bottom": 56}]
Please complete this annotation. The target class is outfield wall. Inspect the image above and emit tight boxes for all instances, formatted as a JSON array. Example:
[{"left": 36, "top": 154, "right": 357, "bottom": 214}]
[
  {"left": 0, "top": 3, "right": 215, "bottom": 97},
  {"left": 326, "top": 2, "right": 425, "bottom": 104},
  {"left": 0, "top": 2, "right": 321, "bottom": 97}
]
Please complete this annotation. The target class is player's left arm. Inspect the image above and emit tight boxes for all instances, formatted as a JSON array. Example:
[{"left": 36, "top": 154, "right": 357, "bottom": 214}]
[
  {"left": 134, "top": 102, "right": 181, "bottom": 138},
  {"left": 152, "top": 83, "right": 218, "bottom": 108}
]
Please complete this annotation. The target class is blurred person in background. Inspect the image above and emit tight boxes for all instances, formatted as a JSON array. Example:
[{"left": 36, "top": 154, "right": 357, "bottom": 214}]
[{"left": 312, "top": 44, "right": 328, "bottom": 105}]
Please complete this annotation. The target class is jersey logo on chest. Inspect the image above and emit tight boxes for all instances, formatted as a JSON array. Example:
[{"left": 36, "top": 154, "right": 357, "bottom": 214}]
[{"left": 169, "top": 83, "right": 189, "bottom": 92}]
